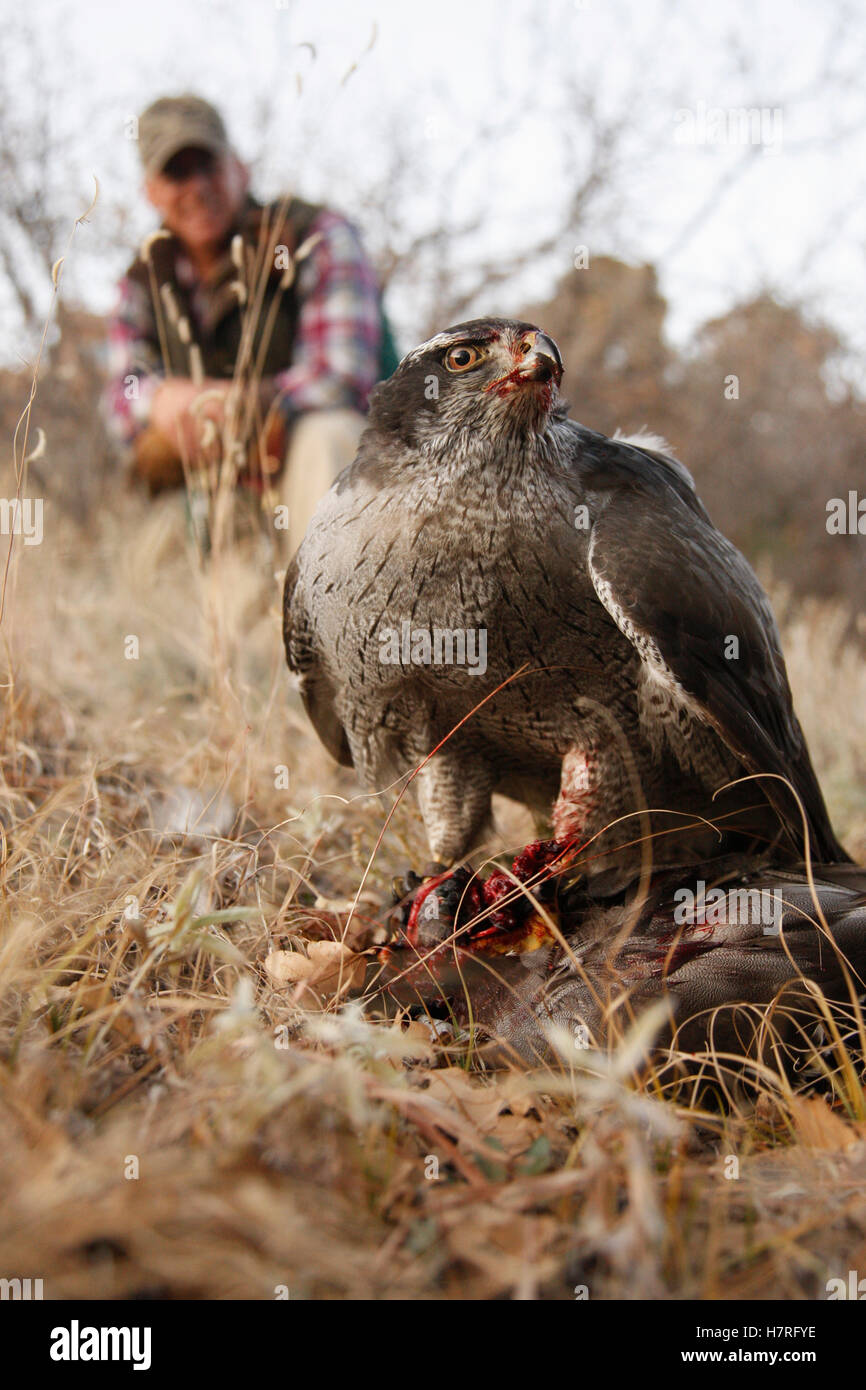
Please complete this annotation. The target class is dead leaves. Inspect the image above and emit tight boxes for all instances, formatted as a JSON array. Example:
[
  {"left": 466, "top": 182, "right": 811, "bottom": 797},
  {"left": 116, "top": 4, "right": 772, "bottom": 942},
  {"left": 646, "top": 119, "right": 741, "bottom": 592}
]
[
  {"left": 264, "top": 940, "right": 366, "bottom": 1005},
  {"left": 365, "top": 1064, "right": 575, "bottom": 1296},
  {"left": 787, "top": 1095, "right": 861, "bottom": 1151},
  {"left": 441, "top": 1205, "right": 561, "bottom": 1295},
  {"left": 419, "top": 1068, "right": 544, "bottom": 1157}
]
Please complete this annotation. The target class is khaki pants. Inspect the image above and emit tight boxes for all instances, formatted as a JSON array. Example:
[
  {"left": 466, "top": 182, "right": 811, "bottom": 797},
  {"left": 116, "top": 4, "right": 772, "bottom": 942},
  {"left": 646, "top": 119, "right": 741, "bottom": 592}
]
[{"left": 279, "top": 408, "right": 367, "bottom": 555}]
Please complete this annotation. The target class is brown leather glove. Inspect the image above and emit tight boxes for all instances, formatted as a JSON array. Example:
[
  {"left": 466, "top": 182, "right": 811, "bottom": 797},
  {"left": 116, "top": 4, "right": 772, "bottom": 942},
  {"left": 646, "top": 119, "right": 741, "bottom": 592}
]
[
  {"left": 131, "top": 410, "right": 288, "bottom": 496},
  {"left": 130, "top": 426, "right": 186, "bottom": 495},
  {"left": 241, "top": 410, "right": 288, "bottom": 491}
]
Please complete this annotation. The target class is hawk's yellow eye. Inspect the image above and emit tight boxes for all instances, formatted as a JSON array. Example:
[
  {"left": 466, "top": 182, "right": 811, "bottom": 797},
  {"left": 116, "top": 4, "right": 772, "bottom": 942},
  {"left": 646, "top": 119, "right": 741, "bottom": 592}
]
[{"left": 444, "top": 345, "right": 484, "bottom": 371}]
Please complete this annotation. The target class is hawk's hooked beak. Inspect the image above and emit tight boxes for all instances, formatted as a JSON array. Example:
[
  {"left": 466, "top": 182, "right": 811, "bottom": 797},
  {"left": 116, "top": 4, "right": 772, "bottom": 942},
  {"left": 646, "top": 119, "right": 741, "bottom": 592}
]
[
  {"left": 485, "top": 329, "right": 565, "bottom": 400},
  {"left": 520, "top": 331, "right": 563, "bottom": 387}
]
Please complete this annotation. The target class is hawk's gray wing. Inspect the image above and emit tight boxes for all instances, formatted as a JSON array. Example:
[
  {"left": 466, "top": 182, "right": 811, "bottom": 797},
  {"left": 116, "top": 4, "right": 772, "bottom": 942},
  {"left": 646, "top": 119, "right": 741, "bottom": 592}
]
[
  {"left": 282, "top": 552, "right": 352, "bottom": 767},
  {"left": 576, "top": 431, "right": 848, "bottom": 862}
]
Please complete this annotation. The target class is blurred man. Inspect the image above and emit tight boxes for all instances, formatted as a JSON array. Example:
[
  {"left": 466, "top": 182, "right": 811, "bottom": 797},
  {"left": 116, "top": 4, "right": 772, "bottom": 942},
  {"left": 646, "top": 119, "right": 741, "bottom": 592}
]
[{"left": 105, "top": 93, "right": 395, "bottom": 552}]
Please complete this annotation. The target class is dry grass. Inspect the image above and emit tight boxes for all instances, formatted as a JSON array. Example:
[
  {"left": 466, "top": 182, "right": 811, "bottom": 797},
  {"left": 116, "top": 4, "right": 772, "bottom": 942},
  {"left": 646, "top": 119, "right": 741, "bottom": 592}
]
[{"left": 0, "top": 466, "right": 865, "bottom": 1302}]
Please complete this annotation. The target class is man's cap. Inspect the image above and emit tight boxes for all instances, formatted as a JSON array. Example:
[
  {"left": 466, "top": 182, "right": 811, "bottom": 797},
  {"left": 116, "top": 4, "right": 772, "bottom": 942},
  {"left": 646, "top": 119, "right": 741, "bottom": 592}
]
[{"left": 138, "top": 95, "right": 229, "bottom": 177}]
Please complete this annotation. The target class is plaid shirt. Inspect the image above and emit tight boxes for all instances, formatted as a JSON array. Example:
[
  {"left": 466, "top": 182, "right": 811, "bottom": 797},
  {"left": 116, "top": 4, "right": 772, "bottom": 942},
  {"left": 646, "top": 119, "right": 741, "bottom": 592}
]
[{"left": 104, "top": 209, "right": 382, "bottom": 447}]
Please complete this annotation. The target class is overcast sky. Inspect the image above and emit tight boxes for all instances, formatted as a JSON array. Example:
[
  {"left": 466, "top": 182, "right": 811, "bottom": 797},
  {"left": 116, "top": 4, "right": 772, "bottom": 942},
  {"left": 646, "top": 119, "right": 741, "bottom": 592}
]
[{"left": 11, "top": 0, "right": 866, "bottom": 379}]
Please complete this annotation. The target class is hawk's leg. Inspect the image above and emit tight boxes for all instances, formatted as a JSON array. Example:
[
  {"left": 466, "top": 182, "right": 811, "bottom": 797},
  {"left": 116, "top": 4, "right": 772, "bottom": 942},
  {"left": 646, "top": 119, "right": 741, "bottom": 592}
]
[
  {"left": 414, "top": 750, "right": 495, "bottom": 867},
  {"left": 552, "top": 744, "right": 606, "bottom": 843},
  {"left": 552, "top": 735, "right": 645, "bottom": 857}
]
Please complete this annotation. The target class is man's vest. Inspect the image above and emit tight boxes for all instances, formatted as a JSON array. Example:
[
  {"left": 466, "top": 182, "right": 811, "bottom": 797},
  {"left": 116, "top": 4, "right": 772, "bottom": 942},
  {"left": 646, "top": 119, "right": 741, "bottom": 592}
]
[{"left": 125, "top": 195, "right": 399, "bottom": 383}]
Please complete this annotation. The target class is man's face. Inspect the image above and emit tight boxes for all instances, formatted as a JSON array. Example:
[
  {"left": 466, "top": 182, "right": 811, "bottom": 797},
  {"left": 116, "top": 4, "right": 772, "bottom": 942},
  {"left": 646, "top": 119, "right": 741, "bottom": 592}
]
[{"left": 145, "top": 146, "right": 248, "bottom": 255}]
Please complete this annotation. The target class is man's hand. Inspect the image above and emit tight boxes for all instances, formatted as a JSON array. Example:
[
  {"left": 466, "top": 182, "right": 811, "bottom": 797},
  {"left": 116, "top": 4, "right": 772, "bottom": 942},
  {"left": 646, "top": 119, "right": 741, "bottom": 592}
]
[
  {"left": 141, "top": 375, "right": 288, "bottom": 491},
  {"left": 151, "top": 378, "right": 231, "bottom": 459},
  {"left": 131, "top": 425, "right": 186, "bottom": 494}
]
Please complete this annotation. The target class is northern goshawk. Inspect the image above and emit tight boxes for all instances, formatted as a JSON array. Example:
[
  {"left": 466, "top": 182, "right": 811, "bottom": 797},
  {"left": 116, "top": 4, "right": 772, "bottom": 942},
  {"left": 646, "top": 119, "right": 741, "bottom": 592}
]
[{"left": 283, "top": 317, "right": 848, "bottom": 882}]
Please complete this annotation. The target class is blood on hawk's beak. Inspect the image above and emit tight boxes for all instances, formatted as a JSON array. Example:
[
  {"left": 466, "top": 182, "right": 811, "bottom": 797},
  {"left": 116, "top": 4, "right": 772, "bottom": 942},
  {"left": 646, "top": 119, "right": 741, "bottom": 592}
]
[{"left": 521, "top": 331, "right": 563, "bottom": 386}]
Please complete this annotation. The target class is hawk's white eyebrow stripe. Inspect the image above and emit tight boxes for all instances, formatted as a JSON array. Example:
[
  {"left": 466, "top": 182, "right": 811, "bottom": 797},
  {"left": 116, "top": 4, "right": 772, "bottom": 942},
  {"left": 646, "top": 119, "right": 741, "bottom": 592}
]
[
  {"left": 402, "top": 331, "right": 461, "bottom": 363},
  {"left": 402, "top": 329, "right": 505, "bottom": 366}
]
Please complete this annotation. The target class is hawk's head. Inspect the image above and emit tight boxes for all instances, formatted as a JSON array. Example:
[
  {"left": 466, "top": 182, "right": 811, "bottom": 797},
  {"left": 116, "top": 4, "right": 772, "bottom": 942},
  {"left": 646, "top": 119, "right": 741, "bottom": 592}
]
[{"left": 368, "top": 317, "right": 566, "bottom": 451}]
